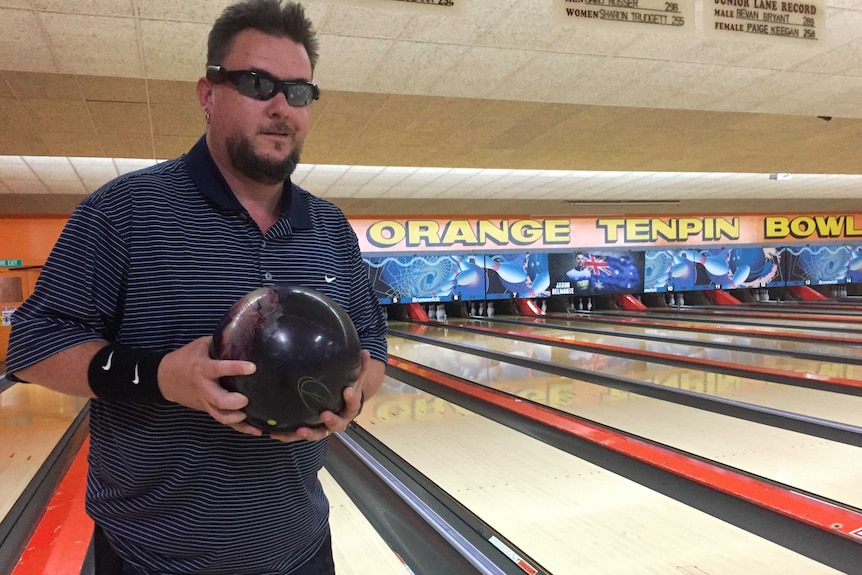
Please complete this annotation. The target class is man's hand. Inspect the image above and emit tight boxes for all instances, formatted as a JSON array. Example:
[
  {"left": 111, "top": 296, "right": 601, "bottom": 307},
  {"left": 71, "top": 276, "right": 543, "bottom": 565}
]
[
  {"left": 270, "top": 350, "right": 379, "bottom": 443},
  {"left": 158, "top": 336, "right": 262, "bottom": 436}
]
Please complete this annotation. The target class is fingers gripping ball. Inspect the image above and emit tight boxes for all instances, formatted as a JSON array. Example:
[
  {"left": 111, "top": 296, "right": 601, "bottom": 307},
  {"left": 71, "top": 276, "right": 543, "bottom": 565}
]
[{"left": 210, "top": 285, "right": 362, "bottom": 432}]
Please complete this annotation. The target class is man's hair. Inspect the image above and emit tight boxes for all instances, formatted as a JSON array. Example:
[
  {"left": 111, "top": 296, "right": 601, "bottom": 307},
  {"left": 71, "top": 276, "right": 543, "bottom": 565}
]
[{"left": 207, "top": 0, "right": 319, "bottom": 72}]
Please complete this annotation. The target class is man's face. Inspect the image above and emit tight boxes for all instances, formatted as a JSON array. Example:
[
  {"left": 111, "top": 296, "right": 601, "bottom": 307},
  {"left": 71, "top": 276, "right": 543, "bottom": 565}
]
[
  {"left": 203, "top": 29, "right": 313, "bottom": 185},
  {"left": 575, "top": 254, "right": 586, "bottom": 269}
]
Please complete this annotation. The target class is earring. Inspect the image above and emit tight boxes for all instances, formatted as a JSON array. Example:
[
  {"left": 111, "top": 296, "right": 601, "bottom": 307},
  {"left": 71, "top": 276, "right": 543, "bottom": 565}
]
[{"left": 203, "top": 109, "right": 211, "bottom": 123}]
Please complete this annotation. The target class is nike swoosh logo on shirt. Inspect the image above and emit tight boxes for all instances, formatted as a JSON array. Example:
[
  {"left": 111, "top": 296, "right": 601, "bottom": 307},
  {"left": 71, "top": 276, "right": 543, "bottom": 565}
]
[
  {"left": 324, "top": 275, "right": 336, "bottom": 283},
  {"left": 132, "top": 363, "right": 140, "bottom": 385},
  {"left": 101, "top": 351, "right": 114, "bottom": 370}
]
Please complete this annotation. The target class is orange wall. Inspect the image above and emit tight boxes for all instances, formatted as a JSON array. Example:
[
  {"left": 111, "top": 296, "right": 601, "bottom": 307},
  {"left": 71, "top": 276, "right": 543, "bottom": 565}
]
[{"left": 1, "top": 216, "right": 68, "bottom": 267}]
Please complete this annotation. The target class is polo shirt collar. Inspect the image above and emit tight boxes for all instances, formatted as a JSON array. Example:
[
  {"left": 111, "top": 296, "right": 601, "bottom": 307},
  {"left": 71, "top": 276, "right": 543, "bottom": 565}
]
[{"left": 184, "top": 135, "right": 312, "bottom": 230}]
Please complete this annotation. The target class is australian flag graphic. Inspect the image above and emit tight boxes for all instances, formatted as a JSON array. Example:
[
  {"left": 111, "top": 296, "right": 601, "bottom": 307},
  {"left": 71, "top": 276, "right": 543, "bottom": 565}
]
[{"left": 585, "top": 251, "right": 644, "bottom": 294}]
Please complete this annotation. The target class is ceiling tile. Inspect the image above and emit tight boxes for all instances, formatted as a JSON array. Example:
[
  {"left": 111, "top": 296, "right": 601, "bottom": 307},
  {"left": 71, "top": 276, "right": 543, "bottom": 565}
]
[
  {"left": 150, "top": 101, "right": 205, "bottom": 136},
  {"left": 40, "top": 12, "right": 141, "bottom": 76},
  {"left": 89, "top": 101, "right": 150, "bottom": 135},
  {"left": 33, "top": 0, "right": 134, "bottom": 17},
  {"left": 0, "top": 132, "right": 47, "bottom": 156},
  {"left": 4, "top": 71, "right": 82, "bottom": 100},
  {"left": 0, "top": 155, "right": 35, "bottom": 179},
  {"left": 79, "top": 75, "right": 147, "bottom": 103},
  {"left": 153, "top": 134, "right": 199, "bottom": 159},
  {"left": 43, "top": 179, "right": 87, "bottom": 194},
  {"left": 113, "top": 158, "right": 159, "bottom": 174},
  {"left": 0, "top": 8, "right": 57, "bottom": 72},
  {"left": 0, "top": 74, "right": 12, "bottom": 98},
  {"left": 101, "top": 134, "right": 155, "bottom": 159},
  {"left": 23, "top": 99, "right": 93, "bottom": 133},
  {"left": 139, "top": 20, "right": 209, "bottom": 81},
  {"left": 364, "top": 41, "right": 467, "bottom": 95},
  {"left": 477, "top": 1, "right": 557, "bottom": 51},
  {"left": 319, "top": 5, "right": 413, "bottom": 39},
  {"left": 6, "top": 179, "right": 50, "bottom": 194},
  {"left": 135, "top": 0, "right": 232, "bottom": 22},
  {"left": 147, "top": 79, "right": 196, "bottom": 104},
  {"left": 428, "top": 46, "right": 534, "bottom": 99},
  {"left": 399, "top": 0, "right": 517, "bottom": 45},
  {"left": 42, "top": 131, "right": 103, "bottom": 156},
  {"left": 22, "top": 155, "right": 75, "bottom": 179},
  {"left": 315, "top": 35, "right": 394, "bottom": 90},
  {"left": 0, "top": 97, "right": 35, "bottom": 133}
]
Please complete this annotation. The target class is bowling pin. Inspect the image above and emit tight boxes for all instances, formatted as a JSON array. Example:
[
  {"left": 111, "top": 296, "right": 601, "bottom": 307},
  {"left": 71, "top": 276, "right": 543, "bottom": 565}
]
[
  {"left": 478, "top": 301, "right": 485, "bottom": 316},
  {"left": 578, "top": 298, "right": 583, "bottom": 311},
  {"left": 668, "top": 294, "right": 675, "bottom": 307},
  {"left": 487, "top": 301, "right": 494, "bottom": 318},
  {"left": 678, "top": 293, "right": 684, "bottom": 307},
  {"left": 470, "top": 302, "right": 477, "bottom": 316},
  {"left": 586, "top": 298, "right": 592, "bottom": 311},
  {"left": 541, "top": 299, "right": 547, "bottom": 313}
]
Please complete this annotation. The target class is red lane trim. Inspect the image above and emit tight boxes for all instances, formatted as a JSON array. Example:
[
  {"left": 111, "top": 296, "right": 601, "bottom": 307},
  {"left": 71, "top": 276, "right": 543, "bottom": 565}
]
[
  {"left": 561, "top": 314, "right": 862, "bottom": 345},
  {"left": 389, "top": 357, "right": 862, "bottom": 542},
  {"left": 659, "top": 307, "right": 862, "bottom": 324},
  {"left": 460, "top": 323, "right": 862, "bottom": 391},
  {"left": 12, "top": 437, "right": 92, "bottom": 575}
]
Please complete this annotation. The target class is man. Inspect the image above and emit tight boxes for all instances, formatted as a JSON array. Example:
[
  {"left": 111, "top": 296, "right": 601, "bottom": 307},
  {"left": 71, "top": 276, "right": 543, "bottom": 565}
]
[
  {"left": 565, "top": 251, "right": 593, "bottom": 293},
  {"left": 6, "top": 1, "right": 387, "bottom": 573}
]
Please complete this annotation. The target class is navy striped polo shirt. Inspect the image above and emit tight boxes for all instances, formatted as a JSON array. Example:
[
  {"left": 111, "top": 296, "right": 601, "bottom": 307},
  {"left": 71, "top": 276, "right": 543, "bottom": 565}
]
[{"left": 7, "top": 136, "right": 388, "bottom": 574}]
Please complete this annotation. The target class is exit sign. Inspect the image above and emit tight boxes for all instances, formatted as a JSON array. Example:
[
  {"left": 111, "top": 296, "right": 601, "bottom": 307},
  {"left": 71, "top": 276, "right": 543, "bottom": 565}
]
[{"left": 0, "top": 259, "right": 22, "bottom": 267}]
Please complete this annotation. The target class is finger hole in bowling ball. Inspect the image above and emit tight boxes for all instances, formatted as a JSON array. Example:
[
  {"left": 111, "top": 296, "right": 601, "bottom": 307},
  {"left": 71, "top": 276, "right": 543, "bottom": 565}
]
[{"left": 210, "top": 285, "right": 362, "bottom": 433}]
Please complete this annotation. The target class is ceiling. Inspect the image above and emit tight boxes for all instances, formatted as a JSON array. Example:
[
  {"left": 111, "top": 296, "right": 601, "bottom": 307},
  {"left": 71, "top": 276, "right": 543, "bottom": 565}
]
[{"left": 1, "top": 0, "right": 861, "bottom": 218}]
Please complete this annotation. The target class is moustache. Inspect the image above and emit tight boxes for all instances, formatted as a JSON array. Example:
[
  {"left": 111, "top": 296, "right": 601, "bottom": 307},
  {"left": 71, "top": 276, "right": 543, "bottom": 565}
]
[{"left": 260, "top": 124, "right": 295, "bottom": 136}]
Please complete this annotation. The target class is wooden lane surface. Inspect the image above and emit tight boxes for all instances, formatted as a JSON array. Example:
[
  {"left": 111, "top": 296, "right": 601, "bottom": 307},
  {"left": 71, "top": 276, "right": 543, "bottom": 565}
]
[
  {"left": 389, "top": 333, "right": 862, "bottom": 509},
  {"left": 1, "top": 384, "right": 88, "bottom": 521},
  {"left": 2, "top": 382, "right": 407, "bottom": 574},
  {"left": 358, "top": 371, "right": 847, "bottom": 574},
  {"left": 321, "top": 469, "right": 409, "bottom": 575}
]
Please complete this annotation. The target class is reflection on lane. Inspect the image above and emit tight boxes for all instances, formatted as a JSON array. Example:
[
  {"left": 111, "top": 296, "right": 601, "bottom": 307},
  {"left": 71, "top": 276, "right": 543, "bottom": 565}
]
[
  {"left": 478, "top": 319, "right": 862, "bottom": 381},
  {"left": 0, "top": 384, "right": 89, "bottom": 520},
  {"left": 359, "top": 374, "right": 844, "bottom": 575},
  {"left": 536, "top": 316, "right": 862, "bottom": 361},
  {"left": 392, "top": 326, "right": 862, "bottom": 427},
  {"left": 386, "top": 335, "right": 862, "bottom": 510}
]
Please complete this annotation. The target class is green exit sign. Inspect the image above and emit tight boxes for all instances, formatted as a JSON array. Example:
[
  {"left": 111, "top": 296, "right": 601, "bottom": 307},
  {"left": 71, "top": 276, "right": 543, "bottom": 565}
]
[{"left": 0, "top": 259, "right": 23, "bottom": 267}]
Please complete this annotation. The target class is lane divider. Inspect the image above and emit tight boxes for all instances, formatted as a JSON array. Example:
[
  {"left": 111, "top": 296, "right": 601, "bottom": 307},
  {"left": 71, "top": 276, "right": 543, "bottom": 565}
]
[
  {"left": 11, "top": 437, "right": 92, "bottom": 575},
  {"left": 388, "top": 356, "right": 862, "bottom": 543},
  {"left": 431, "top": 321, "right": 862, "bottom": 392}
]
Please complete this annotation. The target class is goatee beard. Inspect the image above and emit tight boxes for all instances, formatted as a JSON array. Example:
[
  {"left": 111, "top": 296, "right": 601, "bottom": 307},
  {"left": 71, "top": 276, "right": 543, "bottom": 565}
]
[{"left": 227, "top": 134, "right": 300, "bottom": 185}]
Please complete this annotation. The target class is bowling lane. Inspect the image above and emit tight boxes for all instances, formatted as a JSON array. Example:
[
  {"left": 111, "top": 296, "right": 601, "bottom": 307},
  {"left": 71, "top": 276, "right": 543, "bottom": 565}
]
[
  {"left": 320, "top": 470, "right": 407, "bottom": 575},
  {"left": 387, "top": 333, "right": 862, "bottom": 509},
  {"left": 398, "top": 324, "right": 862, "bottom": 429},
  {"left": 614, "top": 309, "right": 862, "bottom": 334},
  {"left": 568, "top": 310, "right": 862, "bottom": 343},
  {"left": 478, "top": 318, "right": 862, "bottom": 379},
  {"left": 357, "top": 373, "right": 844, "bottom": 574},
  {"left": 0, "top": 383, "right": 88, "bottom": 521},
  {"left": 535, "top": 316, "right": 862, "bottom": 361}
]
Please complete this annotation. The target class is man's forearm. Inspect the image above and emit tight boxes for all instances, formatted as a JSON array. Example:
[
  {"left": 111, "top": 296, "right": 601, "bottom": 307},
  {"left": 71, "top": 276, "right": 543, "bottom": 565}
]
[{"left": 12, "top": 341, "right": 107, "bottom": 398}]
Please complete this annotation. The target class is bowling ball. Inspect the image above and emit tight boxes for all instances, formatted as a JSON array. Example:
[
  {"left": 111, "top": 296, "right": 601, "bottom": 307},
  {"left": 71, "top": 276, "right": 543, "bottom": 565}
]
[{"left": 210, "top": 284, "right": 362, "bottom": 432}]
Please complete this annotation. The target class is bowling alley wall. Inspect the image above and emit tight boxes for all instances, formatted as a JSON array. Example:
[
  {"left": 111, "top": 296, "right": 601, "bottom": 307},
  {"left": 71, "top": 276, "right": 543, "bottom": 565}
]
[
  {"left": 1, "top": 212, "right": 862, "bottom": 360},
  {"left": 352, "top": 213, "right": 862, "bottom": 304}
]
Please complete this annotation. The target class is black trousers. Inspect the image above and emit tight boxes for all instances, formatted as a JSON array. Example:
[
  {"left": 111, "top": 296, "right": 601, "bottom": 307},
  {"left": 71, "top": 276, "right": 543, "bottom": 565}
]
[{"left": 92, "top": 524, "right": 335, "bottom": 575}]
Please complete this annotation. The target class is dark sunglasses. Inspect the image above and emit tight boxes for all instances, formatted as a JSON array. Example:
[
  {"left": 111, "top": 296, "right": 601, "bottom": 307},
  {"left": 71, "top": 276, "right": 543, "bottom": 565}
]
[{"left": 206, "top": 65, "right": 320, "bottom": 107}]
